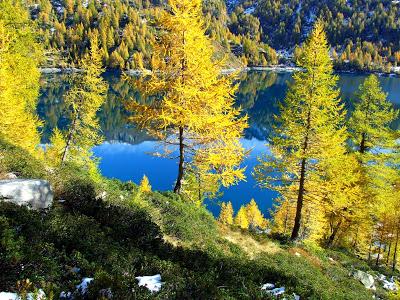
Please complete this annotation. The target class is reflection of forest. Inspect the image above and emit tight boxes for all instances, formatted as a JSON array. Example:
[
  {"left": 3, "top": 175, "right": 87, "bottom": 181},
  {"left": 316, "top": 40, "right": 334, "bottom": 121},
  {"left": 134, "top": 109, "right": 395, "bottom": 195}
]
[
  {"left": 38, "top": 71, "right": 288, "bottom": 144},
  {"left": 38, "top": 73, "right": 152, "bottom": 144},
  {"left": 236, "top": 71, "right": 292, "bottom": 141},
  {"left": 38, "top": 71, "right": 399, "bottom": 145}
]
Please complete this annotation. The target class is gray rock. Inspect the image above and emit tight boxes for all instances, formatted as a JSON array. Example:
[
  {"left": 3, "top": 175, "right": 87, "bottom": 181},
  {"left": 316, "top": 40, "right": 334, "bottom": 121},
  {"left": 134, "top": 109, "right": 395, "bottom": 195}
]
[
  {"left": 353, "top": 270, "right": 375, "bottom": 290},
  {"left": 0, "top": 179, "right": 53, "bottom": 209},
  {"left": 4, "top": 173, "right": 17, "bottom": 179}
]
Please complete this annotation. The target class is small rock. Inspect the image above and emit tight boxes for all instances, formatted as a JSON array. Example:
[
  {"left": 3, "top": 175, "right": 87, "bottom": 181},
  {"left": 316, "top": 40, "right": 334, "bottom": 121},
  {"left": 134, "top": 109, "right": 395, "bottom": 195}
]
[
  {"left": 295, "top": 252, "right": 301, "bottom": 257},
  {"left": 99, "top": 288, "right": 113, "bottom": 299},
  {"left": 4, "top": 173, "right": 17, "bottom": 179},
  {"left": 96, "top": 191, "right": 107, "bottom": 200}
]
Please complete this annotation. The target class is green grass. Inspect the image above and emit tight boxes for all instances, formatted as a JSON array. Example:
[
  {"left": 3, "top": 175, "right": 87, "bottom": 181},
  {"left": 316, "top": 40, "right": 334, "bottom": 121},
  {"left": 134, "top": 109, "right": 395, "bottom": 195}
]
[{"left": 0, "top": 138, "right": 390, "bottom": 299}]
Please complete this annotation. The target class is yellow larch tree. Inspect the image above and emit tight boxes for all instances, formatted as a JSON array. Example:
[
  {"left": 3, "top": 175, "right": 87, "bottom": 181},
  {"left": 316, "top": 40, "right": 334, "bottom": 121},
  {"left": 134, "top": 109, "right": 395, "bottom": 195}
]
[
  {"left": 125, "top": 0, "right": 248, "bottom": 196},
  {"left": 139, "top": 175, "right": 152, "bottom": 193},
  {"left": 245, "top": 199, "right": 266, "bottom": 229},
  {"left": 0, "top": 0, "right": 42, "bottom": 155},
  {"left": 234, "top": 206, "right": 249, "bottom": 229},
  {"left": 254, "top": 21, "right": 348, "bottom": 241},
  {"left": 47, "top": 32, "right": 108, "bottom": 167},
  {"left": 219, "top": 201, "right": 234, "bottom": 225}
]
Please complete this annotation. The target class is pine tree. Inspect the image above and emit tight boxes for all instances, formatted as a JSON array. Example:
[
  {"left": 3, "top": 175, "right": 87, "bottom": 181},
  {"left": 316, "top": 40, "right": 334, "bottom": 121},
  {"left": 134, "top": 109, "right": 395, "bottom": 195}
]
[
  {"left": 126, "top": 0, "right": 247, "bottom": 195},
  {"left": 139, "top": 175, "right": 152, "bottom": 193},
  {"left": 0, "top": 0, "right": 42, "bottom": 156},
  {"left": 254, "top": 21, "right": 347, "bottom": 241},
  {"left": 235, "top": 206, "right": 249, "bottom": 229},
  {"left": 219, "top": 202, "right": 234, "bottom": 225},
  {"left": 58, "top": 33, "right": 108, "bottom": 166}
]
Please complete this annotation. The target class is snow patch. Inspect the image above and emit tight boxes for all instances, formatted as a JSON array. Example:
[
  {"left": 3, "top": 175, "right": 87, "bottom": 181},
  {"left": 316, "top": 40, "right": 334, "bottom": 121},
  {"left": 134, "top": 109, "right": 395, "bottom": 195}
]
[
  {"left": 0, "top": 289, "right": 45, "bottom": 300},
  {"left": 244, "top": 7, "right": 255, "bottom": 15},
  {"left": 76, "top": 277, "right": 94, "bottom": 295},
  {"left": 136, "top": 274, "right": 164, "bottom": 293}
]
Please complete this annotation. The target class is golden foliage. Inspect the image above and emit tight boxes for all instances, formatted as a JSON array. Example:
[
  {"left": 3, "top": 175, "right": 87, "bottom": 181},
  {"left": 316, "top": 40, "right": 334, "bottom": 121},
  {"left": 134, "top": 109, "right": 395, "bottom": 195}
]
[
  {"left": 139, "top": 175, "right": 152, "bottom": 193},
  {"left": 235, "top": 206, "right": 249, "bottom": 229},
  {"left": 219, "top": 201, "right": 234, "bottom": 225},
  {"left": 0, "top": 0, "right": 42, "bottom": 156},
  {"left": 125, "top": 0, "right": 248, "bottom": 194}
]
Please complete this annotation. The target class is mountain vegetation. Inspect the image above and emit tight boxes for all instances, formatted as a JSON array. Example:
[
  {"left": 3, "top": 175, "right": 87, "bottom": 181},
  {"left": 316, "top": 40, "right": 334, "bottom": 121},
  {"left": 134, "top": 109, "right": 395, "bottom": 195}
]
[
  {"left": 1, "top": 0, "right": 400, "bottom": 298},
  {"left": 21, "top": 0, "right": 400, "bottom": 72}
]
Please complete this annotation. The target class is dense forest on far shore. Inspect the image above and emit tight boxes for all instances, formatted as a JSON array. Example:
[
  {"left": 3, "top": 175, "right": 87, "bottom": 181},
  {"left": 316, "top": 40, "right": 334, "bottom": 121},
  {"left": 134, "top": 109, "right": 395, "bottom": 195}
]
[{"left": 26, "top": 0, "right": 400, "bottom": 73}]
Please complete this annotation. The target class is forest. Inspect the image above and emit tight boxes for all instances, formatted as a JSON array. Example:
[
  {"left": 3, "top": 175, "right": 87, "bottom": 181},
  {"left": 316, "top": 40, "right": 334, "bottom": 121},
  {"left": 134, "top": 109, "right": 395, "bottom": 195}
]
[
  {"left": 1, "top": 0, "right": 400, "bottom": 299},
  {"left": 21, "top": 0, "right": 400, "bottom": 72}
]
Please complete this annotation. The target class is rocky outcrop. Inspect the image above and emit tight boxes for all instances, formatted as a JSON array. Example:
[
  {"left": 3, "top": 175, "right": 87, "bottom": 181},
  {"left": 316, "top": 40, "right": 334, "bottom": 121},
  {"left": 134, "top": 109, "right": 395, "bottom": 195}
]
[{"left": 0, "top": 179, "right": 53, "bottom": 209}]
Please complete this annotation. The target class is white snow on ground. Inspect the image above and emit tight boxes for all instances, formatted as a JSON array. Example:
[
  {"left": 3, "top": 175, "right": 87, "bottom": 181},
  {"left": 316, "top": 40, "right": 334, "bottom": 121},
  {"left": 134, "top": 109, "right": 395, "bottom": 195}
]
[
  {"left": 261, "top": 283, "right": 300, "bottom": 299},
  {"left": 60, "top": 277, "right": 94, "bottom": 299},
  {"left": 392, "top": 66, "right": 400, "bottom": 73},
  {"left": 0, "top": 293, "right": 17, "bottom": 300},
  {"left": 377, "top": 274, "right": 398, "bottom": 291},
  {"left": 261, "top": 283, "right": 275, "bottom": 290},
  {"left": 244, "top": 7, "right": 255, "bottom": 14},
  {"left": 76, "top": 278, "right": 94, "bottom": 295},
  {"left": 0, "top": 289, "right": 45, "bottom": 300},
  {"left": 268, "top": 287, "right": 286, "bottom": 296},
  {"left": 136, "top": 274, "right": 164, "bottom": 293}
]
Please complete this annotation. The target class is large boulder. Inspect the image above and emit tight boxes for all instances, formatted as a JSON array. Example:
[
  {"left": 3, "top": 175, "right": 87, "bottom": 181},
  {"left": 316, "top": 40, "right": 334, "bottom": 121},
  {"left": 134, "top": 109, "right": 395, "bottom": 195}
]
[
  {"left": 353, "top": 270, "right": 375, "bottom": 290},
  {"left": 0, "top": 179, "right": 53, "bottom": 209}
]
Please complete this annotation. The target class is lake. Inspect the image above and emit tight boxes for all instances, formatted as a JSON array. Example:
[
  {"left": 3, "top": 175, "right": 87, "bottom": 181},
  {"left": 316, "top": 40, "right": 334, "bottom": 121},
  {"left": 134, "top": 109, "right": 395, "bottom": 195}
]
[{"left": 38, "top": 71, "right": 400, "bottom": 217}]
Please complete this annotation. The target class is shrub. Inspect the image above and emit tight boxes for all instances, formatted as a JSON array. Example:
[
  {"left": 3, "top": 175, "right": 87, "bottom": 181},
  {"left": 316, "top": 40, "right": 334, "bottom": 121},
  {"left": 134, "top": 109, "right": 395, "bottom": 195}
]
[{"left": 0, "top": 138, "right": 46, "bottom": 178}]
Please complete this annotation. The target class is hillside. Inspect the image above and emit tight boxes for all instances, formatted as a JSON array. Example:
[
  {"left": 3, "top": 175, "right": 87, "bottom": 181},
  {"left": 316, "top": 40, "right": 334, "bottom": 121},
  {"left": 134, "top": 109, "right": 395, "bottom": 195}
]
[
  {"left": 25, "top": 0, "right": 400, "bottom": 72},
  {"left": 0, "top": 138, "right": 398, "bottom": 299},
  {"left": 228, "top": 0, "right": 400, "bottom": 72},
  {"left": 26, "top": 0, "right": 276, "bottom": 69}
]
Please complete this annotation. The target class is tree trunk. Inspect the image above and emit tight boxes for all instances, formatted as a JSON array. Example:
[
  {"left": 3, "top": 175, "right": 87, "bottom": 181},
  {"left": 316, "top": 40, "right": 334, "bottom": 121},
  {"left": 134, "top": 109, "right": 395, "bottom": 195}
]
[
  {"left": 61, "top": 115, "right": 78, "bottom": 164},
  {"left": 376, "top": 225, "right": 385, "bottom": 267},
  {"left": 327, "top": 218, "right": 342, "bottom": 248},
  {"left": 392, "top": 223, "right": 399, "bottom": 272},
  {"left": 359, "top": 132, "right": 367, "bottom": 154},
  {"left": 291, "top": 157, "right": 307, "bottom": 240},
  {"left": 174, "top": 127, "right": 184, "bottom": 194},
  {"left": 368, "top": 234, "right": 373, "bottom": 263},
  {"left": 386, "top": 229, "right": 393, "bottom": 267}
]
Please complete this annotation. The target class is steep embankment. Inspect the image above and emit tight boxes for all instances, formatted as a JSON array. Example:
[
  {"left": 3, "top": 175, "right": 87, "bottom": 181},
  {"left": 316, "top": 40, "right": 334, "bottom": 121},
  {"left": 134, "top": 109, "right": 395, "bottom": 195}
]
[{"left": 0, "top": 138, "right": 397, "bottom": 299}]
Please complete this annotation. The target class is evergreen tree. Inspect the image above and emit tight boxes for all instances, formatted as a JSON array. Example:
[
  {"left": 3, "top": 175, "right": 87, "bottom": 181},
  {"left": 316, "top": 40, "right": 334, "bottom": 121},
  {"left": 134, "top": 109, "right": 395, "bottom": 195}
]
[
  {"left": 126, "top": 0, "right": 247, "bottom": 195},
  {"left": 254, "top": 21, "right": 347, "bottom": 241}
]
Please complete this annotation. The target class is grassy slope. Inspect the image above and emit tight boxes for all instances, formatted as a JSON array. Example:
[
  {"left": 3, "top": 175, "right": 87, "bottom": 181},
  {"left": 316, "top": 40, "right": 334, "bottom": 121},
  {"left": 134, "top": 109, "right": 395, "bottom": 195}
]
[{"left": 0, "top": 139, "right": 394, "bottom": 299}]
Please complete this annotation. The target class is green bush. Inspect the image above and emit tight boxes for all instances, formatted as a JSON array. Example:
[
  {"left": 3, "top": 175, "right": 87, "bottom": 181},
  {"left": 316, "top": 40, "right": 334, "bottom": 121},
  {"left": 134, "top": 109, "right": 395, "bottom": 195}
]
[{"left": 0, "top": 138, "right": 46, "bottom": 178}]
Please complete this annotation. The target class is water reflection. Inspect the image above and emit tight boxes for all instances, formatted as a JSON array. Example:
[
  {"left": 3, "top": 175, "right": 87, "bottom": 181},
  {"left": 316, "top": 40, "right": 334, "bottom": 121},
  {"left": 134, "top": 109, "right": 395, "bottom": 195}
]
[{"left": 38, "top": 71, "right": 400, "bottom": 215}]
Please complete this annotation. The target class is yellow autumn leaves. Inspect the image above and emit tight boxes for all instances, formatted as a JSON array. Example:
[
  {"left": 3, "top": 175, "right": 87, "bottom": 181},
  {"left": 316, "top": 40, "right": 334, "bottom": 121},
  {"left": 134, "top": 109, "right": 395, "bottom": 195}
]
[
  {"left": 125, "top": 0, "right": 248, "bottom": 198},
  {"left": 0, "top": 0, "right": 42, "bottom": 157},
  {"left": 219, "top": 199, "right": 268, "bottom": 230}
]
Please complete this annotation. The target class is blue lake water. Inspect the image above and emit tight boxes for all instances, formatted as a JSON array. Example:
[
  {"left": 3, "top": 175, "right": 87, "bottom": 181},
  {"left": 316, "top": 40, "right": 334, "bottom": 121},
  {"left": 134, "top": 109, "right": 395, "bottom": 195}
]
[{"left": 38, "top": 71, "right": 400, "bottom": 217}]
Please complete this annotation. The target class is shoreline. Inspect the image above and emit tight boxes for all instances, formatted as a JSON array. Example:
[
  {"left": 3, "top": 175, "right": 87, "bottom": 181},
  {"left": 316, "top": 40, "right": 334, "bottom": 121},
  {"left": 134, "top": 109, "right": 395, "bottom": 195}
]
[{"left": 40, "top": 65, "right": 400, "bottom": 77}]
